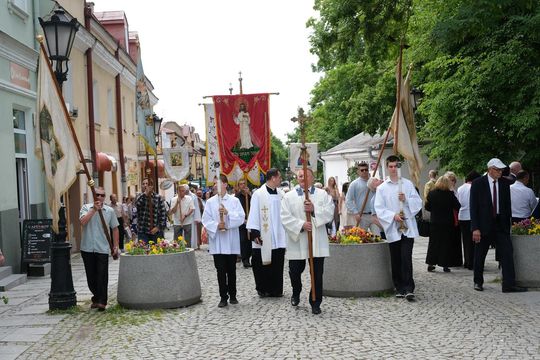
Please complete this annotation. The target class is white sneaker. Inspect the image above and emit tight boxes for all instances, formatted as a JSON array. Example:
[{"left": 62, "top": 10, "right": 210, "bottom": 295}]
[{"left": 405, "top": 293, "right": 415, "bottom": 301}]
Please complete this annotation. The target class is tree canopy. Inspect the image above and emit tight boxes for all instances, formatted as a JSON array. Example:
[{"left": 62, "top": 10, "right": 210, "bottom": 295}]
[{"left": 302, "top": 0, "right": 540, "bottom": 176}]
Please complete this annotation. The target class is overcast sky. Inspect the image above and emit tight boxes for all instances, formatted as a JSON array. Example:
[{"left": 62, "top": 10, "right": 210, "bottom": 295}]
[{"left": 93, "top": 0, "right": 321, "bottom": 141}]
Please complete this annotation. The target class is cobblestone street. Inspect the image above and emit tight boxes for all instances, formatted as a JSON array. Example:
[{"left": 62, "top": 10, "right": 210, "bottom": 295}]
[{"left": 1, "top": 234, "right": 539, "bottom": 359}]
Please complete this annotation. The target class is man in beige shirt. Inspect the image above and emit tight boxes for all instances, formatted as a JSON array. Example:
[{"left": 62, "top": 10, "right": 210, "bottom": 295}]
[{"left": 169, "top": 184, "right": 195, "bottom": 245}]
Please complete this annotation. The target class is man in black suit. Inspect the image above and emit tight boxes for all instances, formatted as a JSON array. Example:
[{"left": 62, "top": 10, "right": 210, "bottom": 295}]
[{"left": 470, "top": 158, "right": 527, "bottom": 293}]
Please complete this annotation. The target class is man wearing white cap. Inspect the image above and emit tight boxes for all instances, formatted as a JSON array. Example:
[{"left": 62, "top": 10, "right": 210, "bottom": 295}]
[{"left": 469, "top": 158, "right": 527, "bottom": 293}]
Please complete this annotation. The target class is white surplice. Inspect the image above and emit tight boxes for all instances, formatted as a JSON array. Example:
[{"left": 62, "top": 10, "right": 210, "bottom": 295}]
[
  {"left": 202, "top": 193, "right": 245, "bottom": 255},
  {"left": 247, "top": 186, "right": 287, "bottom": 262},
  {"left": 280, "top": 186, "right": 334, "bottom": 260},
  {"left": 373, "top": 177, "right": 422, "bottom": 242}
]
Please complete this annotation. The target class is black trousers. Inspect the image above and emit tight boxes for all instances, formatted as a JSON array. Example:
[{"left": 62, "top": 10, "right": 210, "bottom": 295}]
[
  {"left": 213, "top": 254, "right": 237, "bottom": 301},
  {"left": 459, "top": 220, "right": 474, "bottom": 270},
  {"left": 473, "top": 218, "right": 515, "bottom": 289},
  {"left": 251, "top": 248, "right": 285, "bottom": 296},
  {"left": 289, "top": 257, "right": 324, "bottom": 308},
  {"left": 389, "top": 236, "right": 415, "bottom": 294},
  {"left": 81, "top": 251, "right": 109, "bottom": 305},
  {"left": 239, "top": 224, "right": 252, "bottom": 262}
]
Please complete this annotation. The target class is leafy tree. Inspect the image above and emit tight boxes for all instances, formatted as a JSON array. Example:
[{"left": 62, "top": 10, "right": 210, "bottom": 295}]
[{"left": 270, "top": 133, "right": 288, "bottom": 172}]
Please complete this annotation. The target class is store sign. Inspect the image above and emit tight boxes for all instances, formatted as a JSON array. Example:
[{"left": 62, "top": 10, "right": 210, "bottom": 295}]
[{"left": 10, "top": 62, "right": 31, "bottom": 89}]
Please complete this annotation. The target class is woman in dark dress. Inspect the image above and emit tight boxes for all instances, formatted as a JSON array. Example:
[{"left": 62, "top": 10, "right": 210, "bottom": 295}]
[{"left": 425, "top": 175, "right": 463, "bottom": 272}]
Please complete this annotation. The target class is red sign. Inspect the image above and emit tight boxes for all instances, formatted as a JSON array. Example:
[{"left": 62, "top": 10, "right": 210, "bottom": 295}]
[{"left": 10, "top": 62, "right": 31, "bottom": 90}]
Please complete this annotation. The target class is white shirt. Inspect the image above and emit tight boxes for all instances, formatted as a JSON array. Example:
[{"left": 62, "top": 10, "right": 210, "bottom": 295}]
[
  {"left": 457, "top": 183, "right": 472, "bottom": 221},
  {"left": 170, "top": 195, "right": 195, "bottom": 225},
  {"left": 201, "top": 194, "right": 245, "bottom": 255},
  {"left": 510, "top": 181, "right": 537, "bottom": 218},
  {"left": 374, "top": 177, "right": 422, "bottom": 242},
  {"left": 247, "top": 186, "right": 287, "bottom": 250},
  {"left": 487, "top": 174, "right": 500, "bottom": 215}
]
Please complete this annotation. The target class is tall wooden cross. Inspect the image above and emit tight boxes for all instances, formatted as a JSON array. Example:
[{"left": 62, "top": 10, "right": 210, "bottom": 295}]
[{"left": 290, "top": 107, "right": 316, "bottom": 302}]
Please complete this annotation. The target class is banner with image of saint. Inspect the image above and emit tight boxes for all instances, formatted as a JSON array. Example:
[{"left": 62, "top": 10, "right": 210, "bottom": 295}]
[
  {"left": 289, "top": 143, "right": 318, "bottom": 174},
  {"left": 212, "top": 94, "right": 271, "bottom": 185}
]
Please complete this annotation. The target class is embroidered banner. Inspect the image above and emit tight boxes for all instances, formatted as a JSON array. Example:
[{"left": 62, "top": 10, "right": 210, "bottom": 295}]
[
  {"left": 35, "top": 45, "right": 81, "bottom": 232},
  {"left": 212, "top": 94, "right": 271, "bottom": 185}
]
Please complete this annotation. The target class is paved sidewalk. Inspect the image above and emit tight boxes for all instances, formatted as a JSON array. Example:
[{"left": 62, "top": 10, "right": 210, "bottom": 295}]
[{"left": 1, "top": 233, "right": 539, "bottom": 359}]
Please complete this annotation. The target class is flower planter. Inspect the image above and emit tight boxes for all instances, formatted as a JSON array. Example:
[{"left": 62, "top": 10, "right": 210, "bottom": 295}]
[
  {"left": 323, "top": 242, "right": 394, "bottom": 297},
  {"left": 511, "top": 235, "right": 540, "bottom": 288},
  {"left": 117, "top": 249, "right": 202, "bottom": 309}
]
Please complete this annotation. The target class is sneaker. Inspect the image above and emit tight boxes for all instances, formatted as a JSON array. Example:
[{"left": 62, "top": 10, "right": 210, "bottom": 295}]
[
  {"left": 395, "top": 293, "right": 405, "bottom": 299},
  {"left": 405, "top": 293, "right": 415, "bottom": 301}
]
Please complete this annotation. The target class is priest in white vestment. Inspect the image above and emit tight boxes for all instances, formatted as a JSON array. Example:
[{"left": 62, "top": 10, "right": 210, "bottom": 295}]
[
  {"left": 202, "top": 175, "right": 245, "bottom": 307},
  {"left": 281, "top": 168, "right": 334, "bottom": 315},
  {"left": 247, "top": 168, "right": 287, "bottom": 297}
]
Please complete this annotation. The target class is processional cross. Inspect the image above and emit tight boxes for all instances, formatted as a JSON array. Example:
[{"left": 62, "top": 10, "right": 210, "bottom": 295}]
[{"left": 290, "top": 108, "right": 316, "bottom": 302}]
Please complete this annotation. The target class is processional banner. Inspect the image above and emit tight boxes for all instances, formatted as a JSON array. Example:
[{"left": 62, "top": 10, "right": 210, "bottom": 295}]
[
  {"left": 204, "top": 104, "right": 220, "bottom": 185},
  {"left": 289, "top": 143, "right": 318, "bottom": 174},
  {"left": 212, "top": 94, "right": 271, "bottom": 185},
  {"left": 35, "top": 45, "right": 81, "bottom": 232}
]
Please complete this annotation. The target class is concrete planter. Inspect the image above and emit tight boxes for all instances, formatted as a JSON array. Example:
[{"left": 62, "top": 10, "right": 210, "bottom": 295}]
[
  {"left": 511, "top": 235, "right": 540, "bottom": 288},
  {"left": 117, "top": 249, "right": 202, "bottom": 309},
  {"left": 323, "top": 242, "right": 394, "bottom": 297}
]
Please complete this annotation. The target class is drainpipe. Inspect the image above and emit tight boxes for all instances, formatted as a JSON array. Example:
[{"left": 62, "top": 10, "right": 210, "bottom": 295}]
[
  {"left": 115, "top": 43, "right": 127, "bottom": 197},
  {"left": 84, "top": 4, "right": 98, "bottom": 184}
]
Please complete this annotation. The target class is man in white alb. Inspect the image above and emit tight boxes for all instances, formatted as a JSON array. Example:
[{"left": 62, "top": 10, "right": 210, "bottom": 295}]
[
  {"left": 374, "top": 155, "right": 422, "bottom": 301},
  {"left": 247, "top": 168, "right": 287, "bottom": 298},
  {"left": 202, "top": 175, "right": 245, "bottom": 308}
]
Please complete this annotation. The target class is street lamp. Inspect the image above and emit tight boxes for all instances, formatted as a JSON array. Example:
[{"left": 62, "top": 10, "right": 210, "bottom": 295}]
[
  {"left": 39, "top": 7, "right": 79, "bottom": 310},
  {"left": 39, "top": 9, "right": 80, "bottom": 87},
  {"left": 410, "top": 87, "right": 423, "bottom": 111},
  {"left": 152, "top": 114, "right": 162, "bottom": 188}
]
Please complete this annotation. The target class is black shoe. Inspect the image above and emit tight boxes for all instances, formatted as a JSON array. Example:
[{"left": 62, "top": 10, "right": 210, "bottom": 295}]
[
  {"left": 443, "top": 267, "right": 451, "bottom": 273},
  {"left": 257, "top": 291, "right": 268, "bottom": 298},
  {"left": 427, "top": 265, "right": 435, "bottom": 272},
  {"left": 311, "top": 306, "right": 321, "bottom": 315},
  {"left": 229, "top": 297, "right": 239, "bottom": 304},
  {"left": 474, "top": 283, "right": 483, "bottom": 291},
  {"left": 405, "top": 293, "right": 415, "bottom": 301},
  {"left": 502, "top": 286, "right": 528, "bottom": 293},
  {"left": 291, "top": 295, "right": 300, "bottom": 307},
  {"left": 218, "top": 300, "right": 228, "bottom": 308},
  {"left": 243, "top": 260, "right": 252, "bottom": 268}
]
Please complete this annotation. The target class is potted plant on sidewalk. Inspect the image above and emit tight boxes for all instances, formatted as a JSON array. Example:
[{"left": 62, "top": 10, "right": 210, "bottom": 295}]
[
  {"left": 324, "top": 227, "right": 394, "bottom": 297},
  {"left": 117, "top": 237, "right": 202, "bottom": 309},
  {"left": 511, "top": 218, "right": 540, "bottom": 287}
]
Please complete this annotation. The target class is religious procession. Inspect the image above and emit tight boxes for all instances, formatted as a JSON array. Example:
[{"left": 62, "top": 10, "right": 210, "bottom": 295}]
[{"left": 2, "top": 1, "right": 540, "bottom": 359}]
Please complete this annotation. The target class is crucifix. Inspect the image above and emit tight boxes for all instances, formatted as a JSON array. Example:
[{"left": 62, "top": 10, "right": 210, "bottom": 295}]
[
  {"left": 291, "top": 107, "right": 316, "bottom": 302},
  {"left": 238, "top": 71, "right": 243, "bottom": 95}
]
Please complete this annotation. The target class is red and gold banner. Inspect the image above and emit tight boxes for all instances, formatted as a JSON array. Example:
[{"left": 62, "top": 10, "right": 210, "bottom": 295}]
[{"left": 212, "top": 93, "right": 271, "bottom": 184}]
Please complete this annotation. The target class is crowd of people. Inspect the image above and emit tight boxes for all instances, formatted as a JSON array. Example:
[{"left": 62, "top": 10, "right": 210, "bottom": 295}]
[{"left": 77, "top": 156, "right": 536, "bottom": 312}]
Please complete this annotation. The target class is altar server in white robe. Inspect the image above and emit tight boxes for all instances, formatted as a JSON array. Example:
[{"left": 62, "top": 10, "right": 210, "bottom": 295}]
[
  {"left": 247, "top": 168, "right": 287, "bottom": 298},
  {"left": 374, "top": 155, "right": 422, "bottom": 301},
  {"left": 202, "top": 175, "right": 245, "bottom": 308},
  {"left": 281, "top": 168, "right": 334, "bottom": 315}
]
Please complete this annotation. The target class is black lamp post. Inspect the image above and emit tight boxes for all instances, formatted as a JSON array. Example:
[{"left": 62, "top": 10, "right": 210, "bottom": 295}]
[
  {"left": 39, "top": 8, "right": 79, "bottom": 310},
  {"left": 152, "top": 114, "right": 163, "bottom": 188},
  {"left": 39, "top": 9, "right": 80, "bottom": 87}
]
